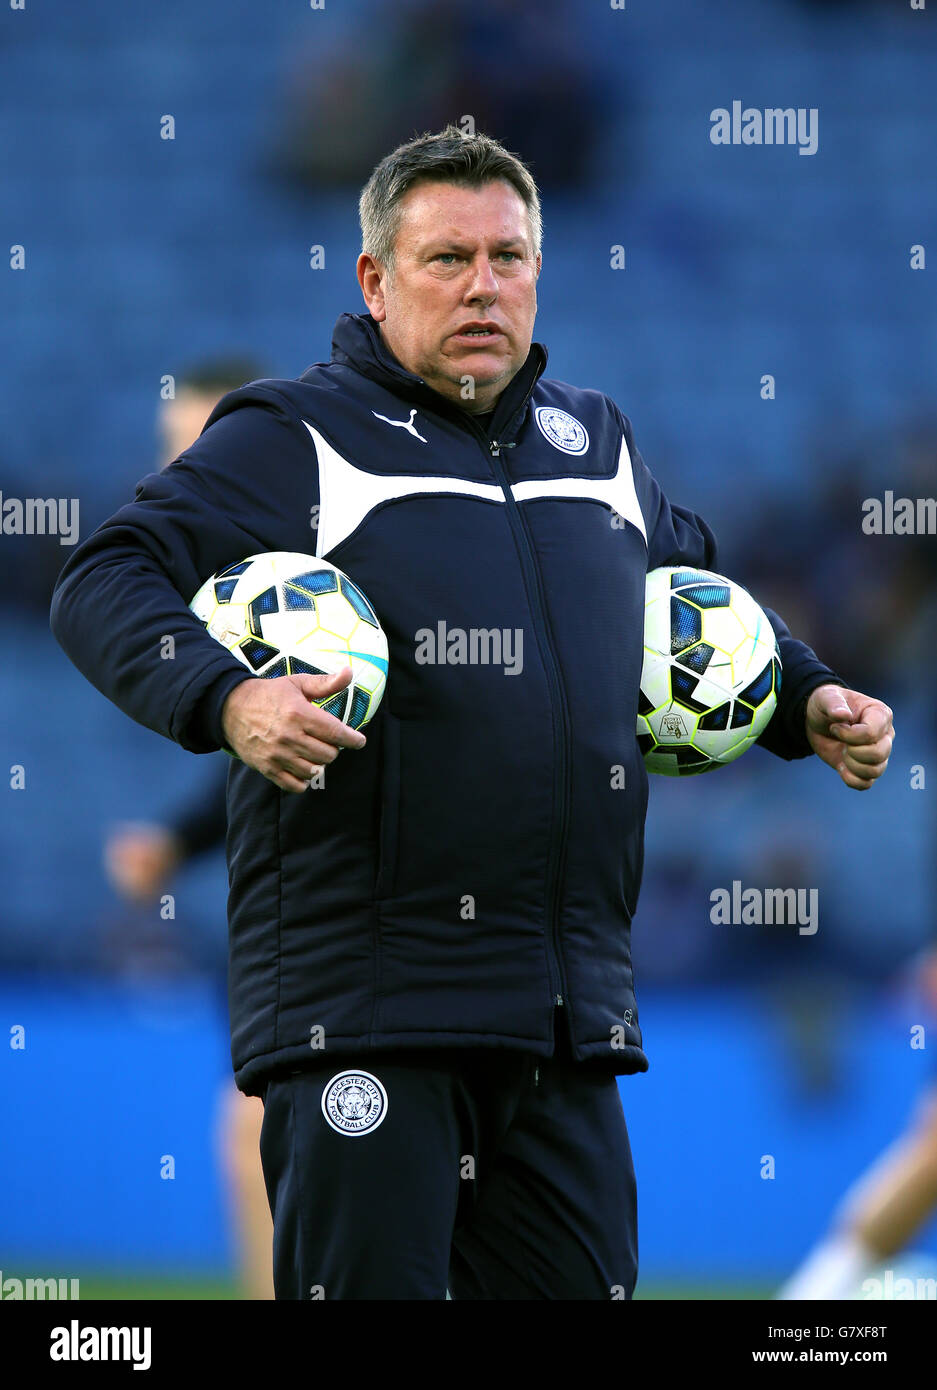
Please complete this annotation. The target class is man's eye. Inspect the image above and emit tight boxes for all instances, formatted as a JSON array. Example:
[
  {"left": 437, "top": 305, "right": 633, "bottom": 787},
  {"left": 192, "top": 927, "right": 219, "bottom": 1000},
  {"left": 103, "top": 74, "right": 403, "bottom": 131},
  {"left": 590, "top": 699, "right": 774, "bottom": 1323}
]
[
  {"left": 436, "top": 253, "right": 458, "bottom": 264},
  {"left": 499, "top": 252, "right": 517, "bottom": 262}
]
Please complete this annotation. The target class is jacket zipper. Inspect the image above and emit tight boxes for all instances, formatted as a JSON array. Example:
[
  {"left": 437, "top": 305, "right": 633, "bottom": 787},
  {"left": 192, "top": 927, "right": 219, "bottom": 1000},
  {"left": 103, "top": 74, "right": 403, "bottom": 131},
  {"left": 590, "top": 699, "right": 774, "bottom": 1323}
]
[
  {"left": 365, "top": 339, "right": 569, "bottom": 1020},
  {"left": 479, "top": 428, "right": 570, "bottom": 1017}
]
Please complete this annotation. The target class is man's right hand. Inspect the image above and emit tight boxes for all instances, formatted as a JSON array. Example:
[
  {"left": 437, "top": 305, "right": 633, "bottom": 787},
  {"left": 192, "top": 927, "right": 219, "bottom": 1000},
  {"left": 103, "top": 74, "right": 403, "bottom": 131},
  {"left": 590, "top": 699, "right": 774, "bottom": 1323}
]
[{"left": 221, "top": 667, "right": 367, "bottom": 794}]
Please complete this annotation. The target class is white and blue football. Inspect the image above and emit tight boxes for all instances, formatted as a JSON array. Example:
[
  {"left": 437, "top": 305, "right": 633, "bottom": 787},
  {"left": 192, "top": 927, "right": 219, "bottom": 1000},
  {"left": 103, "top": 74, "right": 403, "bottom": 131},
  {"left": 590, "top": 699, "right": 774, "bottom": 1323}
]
[
  {"left": 638, "top": 566, "right": 781, "bottom": 776},
  {"left": 189, "top": 552, "right": 388, "bottom": 730}
]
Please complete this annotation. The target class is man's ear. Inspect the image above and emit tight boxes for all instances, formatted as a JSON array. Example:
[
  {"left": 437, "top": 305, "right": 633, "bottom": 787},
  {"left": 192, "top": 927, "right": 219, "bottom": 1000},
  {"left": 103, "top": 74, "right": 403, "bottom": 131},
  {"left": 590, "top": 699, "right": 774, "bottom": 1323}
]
[{"left": 357, "top": 253, "right": 388, "bottom": 321}]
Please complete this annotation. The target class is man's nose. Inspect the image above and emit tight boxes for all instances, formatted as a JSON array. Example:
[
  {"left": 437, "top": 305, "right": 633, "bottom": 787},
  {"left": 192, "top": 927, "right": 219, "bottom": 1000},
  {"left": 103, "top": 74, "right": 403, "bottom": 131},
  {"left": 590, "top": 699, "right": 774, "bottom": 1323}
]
[{"left": 464, "top": 255, "right": 499, "bottom": 301}]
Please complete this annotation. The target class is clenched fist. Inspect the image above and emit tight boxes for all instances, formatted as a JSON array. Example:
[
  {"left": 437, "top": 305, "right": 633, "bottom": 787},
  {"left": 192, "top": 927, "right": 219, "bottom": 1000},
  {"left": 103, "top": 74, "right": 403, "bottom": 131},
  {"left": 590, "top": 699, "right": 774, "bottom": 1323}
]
[
  {"left": 805, "top": 684, "right": 894, "bottom": 791},
  {"left": 222, "top": 666, "right": 367, "bottom": 794}
]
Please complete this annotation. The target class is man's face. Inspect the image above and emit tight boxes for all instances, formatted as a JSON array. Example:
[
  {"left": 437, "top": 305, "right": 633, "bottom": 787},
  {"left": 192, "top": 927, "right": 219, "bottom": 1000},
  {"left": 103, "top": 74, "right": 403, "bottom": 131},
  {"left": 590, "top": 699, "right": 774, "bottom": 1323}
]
[
  {"left": 158, "top": 389, "right": 221, "bottom": 469},
  {"left": 358, "top": 179, "right": 541, "bottom": 414}
]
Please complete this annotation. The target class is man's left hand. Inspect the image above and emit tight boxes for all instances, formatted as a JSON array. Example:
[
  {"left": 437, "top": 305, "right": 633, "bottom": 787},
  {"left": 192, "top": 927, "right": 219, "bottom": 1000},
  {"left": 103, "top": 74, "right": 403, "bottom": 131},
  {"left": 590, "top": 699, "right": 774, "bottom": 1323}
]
[{"left": 805, "top": 684, "right": 894, "bottom": 790}]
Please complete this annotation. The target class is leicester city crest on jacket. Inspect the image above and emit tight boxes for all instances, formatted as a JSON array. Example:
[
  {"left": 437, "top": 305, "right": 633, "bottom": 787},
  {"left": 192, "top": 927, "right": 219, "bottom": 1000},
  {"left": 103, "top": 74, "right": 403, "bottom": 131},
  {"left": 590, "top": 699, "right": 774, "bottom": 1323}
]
[
  {"left": 534, "top": 406, "right": 589, "bottom": 455},
  {"left": 321, "top": 1070, "right": 388, "bottom": 1136}
]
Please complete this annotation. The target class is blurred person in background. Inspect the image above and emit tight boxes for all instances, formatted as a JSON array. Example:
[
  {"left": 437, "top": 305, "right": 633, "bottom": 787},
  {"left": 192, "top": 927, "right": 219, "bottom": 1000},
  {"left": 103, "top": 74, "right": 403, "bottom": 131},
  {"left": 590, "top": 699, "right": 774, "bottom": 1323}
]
[
  {"left": 777, "top": 503, "right": 937, "bottom": 1296},
  {"left": 105, "top": 357, "right": 273, "bottom": 1300},
  {"left": 778, "top": 947, "right": 937, "bottom": 1299}
]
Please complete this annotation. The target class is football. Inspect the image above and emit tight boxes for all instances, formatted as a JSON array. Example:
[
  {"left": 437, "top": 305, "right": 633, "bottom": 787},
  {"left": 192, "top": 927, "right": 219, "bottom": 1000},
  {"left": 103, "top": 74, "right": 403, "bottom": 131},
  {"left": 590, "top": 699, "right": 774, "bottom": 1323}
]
[
  {"left": 189, "top": 552, "right": 388, "bottom": 730},
  {"left": 637, "top": 566, "right": 781, "bottom": 776}
]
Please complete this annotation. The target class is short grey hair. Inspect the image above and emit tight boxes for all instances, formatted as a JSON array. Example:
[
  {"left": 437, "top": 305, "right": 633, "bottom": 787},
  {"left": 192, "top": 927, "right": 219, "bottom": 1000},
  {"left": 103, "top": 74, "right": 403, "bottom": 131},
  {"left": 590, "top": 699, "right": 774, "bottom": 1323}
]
[{"left": 359, "top": 124, "right": 542, "bottom": 272}]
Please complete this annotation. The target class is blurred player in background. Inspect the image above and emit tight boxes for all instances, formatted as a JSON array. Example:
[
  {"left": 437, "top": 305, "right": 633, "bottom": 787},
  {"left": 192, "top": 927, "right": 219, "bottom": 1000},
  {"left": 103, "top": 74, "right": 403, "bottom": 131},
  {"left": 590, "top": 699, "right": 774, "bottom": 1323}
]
[
  {"left": 779, "top": 947, "right": 937, "bottom": 1299},
  {"left": 105, "top": 358, "right": 273, "bottom": 1300}
]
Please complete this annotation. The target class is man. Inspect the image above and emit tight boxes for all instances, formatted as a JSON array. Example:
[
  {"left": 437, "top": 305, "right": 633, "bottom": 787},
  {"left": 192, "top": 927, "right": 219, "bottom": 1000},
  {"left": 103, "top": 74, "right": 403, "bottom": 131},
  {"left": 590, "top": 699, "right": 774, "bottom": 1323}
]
[
  {"left": 778, "top": 946, "right": 937, "bottom": 1300},
  {"left": 103, "top": 357, "right": 274, "bottom": 1300},
  {"left": 51, "top": 126, "right": 894, "bottom": 1300}
]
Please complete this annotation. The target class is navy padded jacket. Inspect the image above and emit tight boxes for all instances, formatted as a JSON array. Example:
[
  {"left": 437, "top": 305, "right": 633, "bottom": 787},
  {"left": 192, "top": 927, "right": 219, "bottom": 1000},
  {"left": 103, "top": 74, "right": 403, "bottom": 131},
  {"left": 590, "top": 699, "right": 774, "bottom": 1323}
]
[{"left": 51, "top": 312, "right": 842, "bottom": 1094}]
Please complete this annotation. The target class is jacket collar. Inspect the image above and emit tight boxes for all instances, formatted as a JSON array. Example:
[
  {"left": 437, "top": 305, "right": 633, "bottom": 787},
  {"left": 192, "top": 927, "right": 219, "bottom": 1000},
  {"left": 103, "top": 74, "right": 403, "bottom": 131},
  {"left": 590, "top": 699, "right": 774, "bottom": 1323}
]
[{"left": 326, "top": 311, "right": 548, "bottom": 441}]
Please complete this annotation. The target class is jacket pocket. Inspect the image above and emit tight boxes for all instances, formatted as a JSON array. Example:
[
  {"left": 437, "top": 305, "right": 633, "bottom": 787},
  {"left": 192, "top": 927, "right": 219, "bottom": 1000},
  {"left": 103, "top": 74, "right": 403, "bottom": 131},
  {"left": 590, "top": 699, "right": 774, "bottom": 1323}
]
[{"left": 373, "top": 710, "right": 401, "bottom": 900}]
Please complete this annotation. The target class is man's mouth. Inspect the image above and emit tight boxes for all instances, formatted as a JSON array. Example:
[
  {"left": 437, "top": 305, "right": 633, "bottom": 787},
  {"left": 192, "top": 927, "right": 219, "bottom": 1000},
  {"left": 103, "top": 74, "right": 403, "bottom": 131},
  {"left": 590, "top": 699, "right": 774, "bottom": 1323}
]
[
  {"left": 453, "top": 328, "right": 503, "bottom": 344},
  {"left": 452, "top": 324, "right": 503, "bottom": 343}
]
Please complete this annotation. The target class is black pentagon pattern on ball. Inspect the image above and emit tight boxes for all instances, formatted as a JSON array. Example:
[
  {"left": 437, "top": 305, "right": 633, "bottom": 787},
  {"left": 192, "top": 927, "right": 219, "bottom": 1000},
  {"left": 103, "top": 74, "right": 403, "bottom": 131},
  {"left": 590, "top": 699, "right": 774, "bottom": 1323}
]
[
  {"left": 670, "top": 669, "right": 711, "bottom": 713},
  {"left": 239, "top": 637, "right": 279, "bottom": 671},
  {"left": 263, "top": 657, "right": 289, "bottom": 679},
  {"left": 675, "top": 752, "right": 717, "bottom": 776},
  {"left": 730, "top": 701, "right": 754, "bottom": 728},
  {"left": 214, "top": 577, "right": 241, "bottom": 604},
  {"left": 698, "top": 701, "right": 731, "bottom": 731},
  {"left": 680, "top": 641, "right": 715, "bottom": 675},
  {"left": 288, "top": 656, "right": 328, "bottom": 677},
  {"left": 248, "top": 586, "right": 279, "bottom": 638},
  {"left": 669, "top": 569, "right": 710, "bottom": 588},
  {"left": 213, "top": 559, "right": 253, "bottom": 604},
  {"left": 679, "top": 582, "right": 731, "bottom": 608},
  {"left": 214, "top": 559, "right": 252, "bottom": 600},
  {"left": 638, "top": 688, "right": 654, "bottom": 716},
  {"left": 738, "top": 659, "right": 773, "bottom": 708},
  {"left": 283, "top": 585, "right": 316, "bottom": 611},
  {"left": 340, "top": 575, "right": 379, "bottom": 627},
  {"left": 320, "top": 693, "right": 347, "bottom": 719},
  {"left": 637, "top": 733, "right": 655, "bottom": 757},
  {"left": 348, "top": 686, "right": 371, "bottom": 729},
  {"left": 289, "top": 569, "right": 338, "bottom": 597},
  {"left": 670, "top": 597, "right": 701, "bottom": 654},
  {"left": 655, "top": 746, "right": 715, "bottom": 776}
]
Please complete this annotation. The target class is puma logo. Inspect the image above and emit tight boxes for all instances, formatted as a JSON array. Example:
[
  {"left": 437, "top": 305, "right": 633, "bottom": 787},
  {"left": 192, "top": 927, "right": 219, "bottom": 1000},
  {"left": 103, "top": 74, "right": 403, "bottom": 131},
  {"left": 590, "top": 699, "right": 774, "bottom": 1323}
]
[{"left": 371, "top": 408, "right": 427, "bottom": 443}]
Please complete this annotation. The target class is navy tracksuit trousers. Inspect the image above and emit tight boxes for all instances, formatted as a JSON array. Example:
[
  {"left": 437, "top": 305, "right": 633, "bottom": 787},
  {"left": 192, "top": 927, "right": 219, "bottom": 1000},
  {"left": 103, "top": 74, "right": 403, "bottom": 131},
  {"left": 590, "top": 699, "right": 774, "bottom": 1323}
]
[{"left": 258, "top": 1011, "right": 638, "bottom": 1300}]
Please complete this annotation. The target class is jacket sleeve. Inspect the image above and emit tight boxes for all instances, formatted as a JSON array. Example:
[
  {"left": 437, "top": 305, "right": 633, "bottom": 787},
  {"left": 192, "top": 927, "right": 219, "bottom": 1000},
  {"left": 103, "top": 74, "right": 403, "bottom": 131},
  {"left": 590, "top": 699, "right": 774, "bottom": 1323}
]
[
  {"left": 50, "top": 386, "right": 321, "bottom": 754},
  {"left": 620, "top": 410, "right": 846, "bottom": 761}
]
